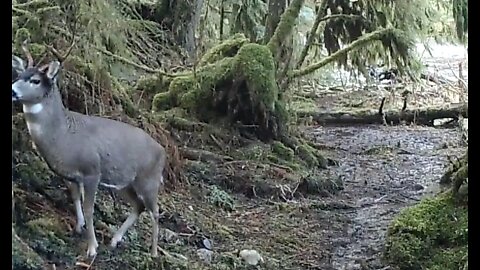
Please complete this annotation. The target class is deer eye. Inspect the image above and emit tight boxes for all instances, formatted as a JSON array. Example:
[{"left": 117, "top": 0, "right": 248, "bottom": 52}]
[{"left": 30, "top": 79, "right": 41, "bottom": 85}]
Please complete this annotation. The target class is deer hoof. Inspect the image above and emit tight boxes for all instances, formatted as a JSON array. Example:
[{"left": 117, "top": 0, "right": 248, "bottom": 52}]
[
  {"left": 110, "top": 237, "right": 122, "bottom": 249},
  {"left": 86, "top": 246, "right": 97, "bottom": 258}
]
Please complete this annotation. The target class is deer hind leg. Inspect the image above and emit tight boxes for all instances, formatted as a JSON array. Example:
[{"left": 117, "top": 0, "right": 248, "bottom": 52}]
[
  {"left": 133, "top": 174, "right": 161, "bottom": 257},
  {"left": 110, "top": 186, "right": 145, "bottom": 248},
  {"left": 66, "top": 181, "right": 85, "bottom": 234}
]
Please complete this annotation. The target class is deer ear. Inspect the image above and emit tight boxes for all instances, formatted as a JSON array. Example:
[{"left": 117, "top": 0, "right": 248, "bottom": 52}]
[
  {"left": 12, "top": 55, "right": 26, "bottom": 74},
  {"left": 46, "top": 61, "right": 61, "bottom": 80}
]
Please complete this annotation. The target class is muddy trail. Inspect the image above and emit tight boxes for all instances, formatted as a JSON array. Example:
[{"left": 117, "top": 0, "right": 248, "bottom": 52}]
[{"left": 303, "top": 124, "right": 466, "bottom": 269}]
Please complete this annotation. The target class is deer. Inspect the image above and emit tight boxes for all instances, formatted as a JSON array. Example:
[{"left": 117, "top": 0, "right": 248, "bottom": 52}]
[{"left": 12, "top": 41, "right": 166, "bottom": 258}]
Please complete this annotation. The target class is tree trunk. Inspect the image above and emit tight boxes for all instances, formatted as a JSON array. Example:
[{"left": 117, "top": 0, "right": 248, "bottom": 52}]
[
  {"left": 264, "top": 0, "right": 288, "bottom": 43},
  {"left": 169, "top": 0, "right": 204, "bottom": 61}
]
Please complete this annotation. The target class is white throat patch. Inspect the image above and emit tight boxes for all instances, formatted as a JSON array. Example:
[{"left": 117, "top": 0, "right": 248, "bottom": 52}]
[{"left": 23, "top": 103, "right": 44, "bottom": 114}]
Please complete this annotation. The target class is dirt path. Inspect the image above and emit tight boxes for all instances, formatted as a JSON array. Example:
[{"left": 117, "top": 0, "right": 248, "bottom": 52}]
[{"left": 305, "top": 124, "right": 465, "bottom": 269}]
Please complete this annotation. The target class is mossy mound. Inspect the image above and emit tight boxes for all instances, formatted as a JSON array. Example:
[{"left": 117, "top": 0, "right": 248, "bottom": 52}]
[
  {"left": 149, "top": 34, "right": 285, "bottom": 141},
  {"left": 384, "top": 192, "right": 468, "bottom": 270}
]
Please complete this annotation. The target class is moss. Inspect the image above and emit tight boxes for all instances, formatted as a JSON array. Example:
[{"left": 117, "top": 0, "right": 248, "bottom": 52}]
[
  {"left": 298, "top": 175, "right": 344, "bottom": 196},
  {"left": 289, "top": 95, "right": 318, "bottom": 114},
  {"left": 19, "top": 216, "right": 75, "bottom": 260},
  {"left": 12, "top": 227, "right": 44, "bottom": 270},
  {"left": 152, "top": 92, "right": 174, "bottom": 111},
  {"left": 14, "top": 28, "right": 31, "bottom": 45},
  {"left": 178, "top": 57, "right": 236, "bottom": 110},
  {"left": 26, "top": 217, "right": 64, "bottom": 236},
  {"left": 267, "top": 0, "right": 305, "bottom": 58},
  {"left": 296, "top": 144, "right": 327, "bottom": 169},
  {"left": 271, "top": 141, "right": 294, "bottom": 161},
  {"left": 241, "top": 144, "right": 270, "bottom": 161},
  {"left": 234, "top": 43, "right": 278, "bottom": 111},
  {"left": 198, "top": 33, "right": 249, "bottom": 66},
  {"left": 275, "top": 100, "right": 290, "bottom": 126},
  {"left": 207, "top": 185, "right": 235, "bottom": 211},
  {"left": 154, "top": 57, "right": 236, "bottom": 114},
  {"left": 384, "top": 192, "right": 468, "bottom": 270},
  {"left": 14, "top": 153, "right": 53, "bottom": 187},
  {"left": 167, "top": 115, "right": 202, "bottom": 132},
  {"left": 135, "top": 74, "right": 166, "bottom": 94}
]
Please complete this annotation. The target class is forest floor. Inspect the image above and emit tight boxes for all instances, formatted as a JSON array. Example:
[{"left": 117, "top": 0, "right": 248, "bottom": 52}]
[{"left": 12, "top": 44, "right": 468, "bottom": 270}]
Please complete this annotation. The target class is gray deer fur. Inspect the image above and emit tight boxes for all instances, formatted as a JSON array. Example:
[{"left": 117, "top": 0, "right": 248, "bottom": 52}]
[{"left": 12, "top": 54, "right": 166, "bottom": 258}]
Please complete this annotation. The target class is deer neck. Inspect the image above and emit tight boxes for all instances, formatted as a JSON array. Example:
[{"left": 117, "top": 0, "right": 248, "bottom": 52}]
[{"left": 23, "top": 89, "right": 70, "bottom": 147}]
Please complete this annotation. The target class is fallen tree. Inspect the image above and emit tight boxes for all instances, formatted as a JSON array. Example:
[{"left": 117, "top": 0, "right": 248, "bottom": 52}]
[{"left": 298, "top": 102, "right": 467, "bottom": 126}]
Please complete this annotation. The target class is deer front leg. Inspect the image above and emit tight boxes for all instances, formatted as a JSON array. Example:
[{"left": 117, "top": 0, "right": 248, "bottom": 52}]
[
  {"left": 66, "top": 181, "right": 85, "bottom": 234},
  {"left": 82, "top": 178, "right": 100, "bottom": 257}
]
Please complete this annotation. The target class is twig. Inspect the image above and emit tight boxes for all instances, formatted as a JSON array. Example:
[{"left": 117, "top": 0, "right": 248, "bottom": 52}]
[
  {"left": 398, "top": 193, "right": 420, "bottom": 201},
  {"left": 209, "top": 134, "right": 224, "bottom": 150},
  {"left": 374, "top": 194, "right": 388, "bottom": 203}
]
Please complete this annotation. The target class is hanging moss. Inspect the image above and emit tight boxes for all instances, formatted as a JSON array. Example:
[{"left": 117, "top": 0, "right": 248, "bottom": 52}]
[{"left": 384, "top": 192, "right": 468, "bottom": 270}]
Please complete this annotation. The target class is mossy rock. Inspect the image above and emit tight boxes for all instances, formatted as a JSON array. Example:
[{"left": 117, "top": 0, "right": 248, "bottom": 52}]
[{"left": 384, "top": 192, "right": 468, "bottom": 270}]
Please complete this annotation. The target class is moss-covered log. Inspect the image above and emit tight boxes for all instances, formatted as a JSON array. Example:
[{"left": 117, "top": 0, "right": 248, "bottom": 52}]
[{"left": 298, "top": 103, "right": 468, "bottom": 126}]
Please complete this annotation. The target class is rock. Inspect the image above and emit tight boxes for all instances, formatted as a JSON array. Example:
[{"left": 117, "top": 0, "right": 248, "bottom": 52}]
[
  {"left": 412, "top": 183, "right": 424, "bottom": 191},
  {"left": 239, "top": 249, "right": 264, "bottom": 266},
  {"left": 162, "top": 228, "right": 178, "bottom": 242},
  {"left": 197, "top": 248, "right": 213, "bottom": 264},
  {"left": 202, "top": 238, "right": 212, "bottom": 250}
]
